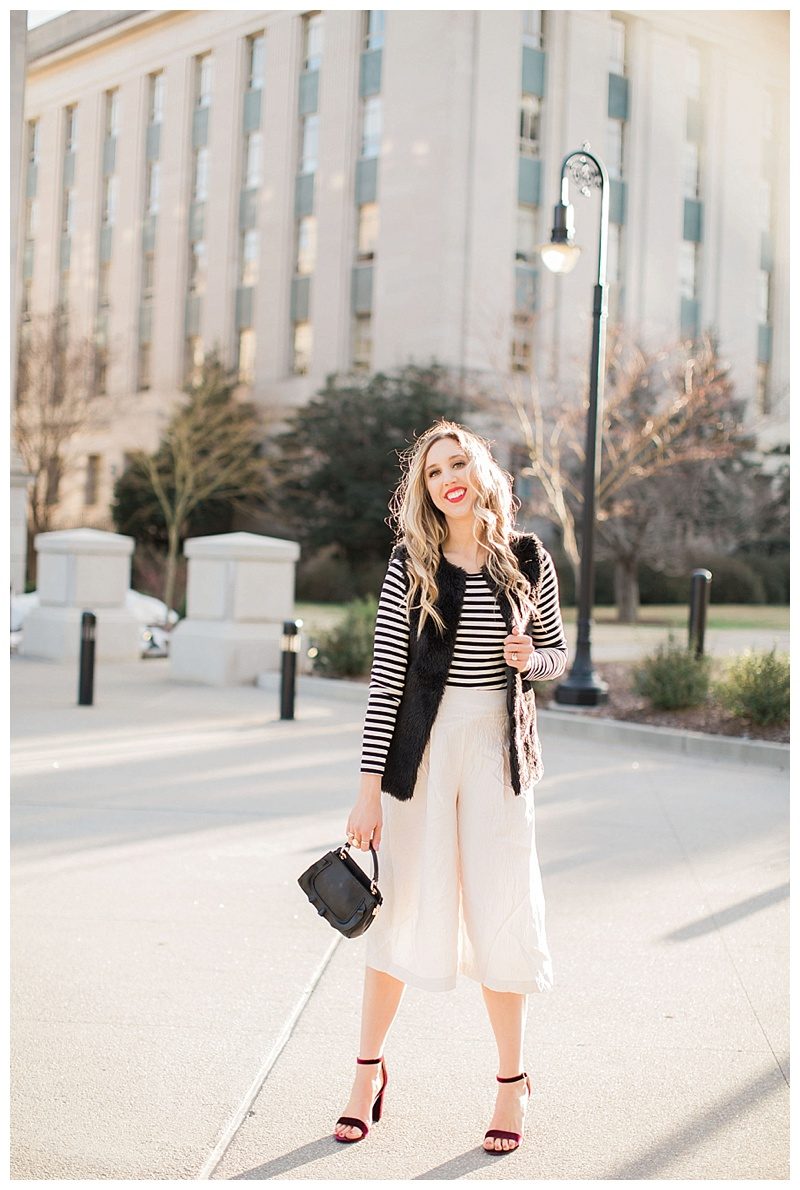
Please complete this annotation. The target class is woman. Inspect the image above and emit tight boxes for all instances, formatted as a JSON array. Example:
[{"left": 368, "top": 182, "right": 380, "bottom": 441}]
[{"left": 334, "top": 420, "right": 568, "bottom": 1153}]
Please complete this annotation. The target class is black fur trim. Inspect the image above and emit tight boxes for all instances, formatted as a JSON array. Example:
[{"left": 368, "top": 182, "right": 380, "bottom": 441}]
[{"left": 380, "top": 533, "right": 547, "bottom": 801}]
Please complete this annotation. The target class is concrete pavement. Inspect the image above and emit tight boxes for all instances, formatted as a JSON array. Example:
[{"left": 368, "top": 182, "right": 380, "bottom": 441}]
[{"left": 10, "top": 656, "right": 789, "bottom": 1179}]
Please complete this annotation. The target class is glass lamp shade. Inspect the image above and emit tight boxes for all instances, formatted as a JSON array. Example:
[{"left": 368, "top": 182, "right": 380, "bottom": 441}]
[{"left": 539, "top": 241, "right": 582, "bottom": 274}]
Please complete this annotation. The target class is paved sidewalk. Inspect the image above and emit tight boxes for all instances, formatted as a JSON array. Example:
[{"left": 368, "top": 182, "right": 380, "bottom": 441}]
[{"left": 10, "top": 657, "right": 789, "bottom": 1179}]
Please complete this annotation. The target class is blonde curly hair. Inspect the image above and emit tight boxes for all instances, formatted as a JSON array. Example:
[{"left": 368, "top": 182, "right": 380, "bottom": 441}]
[{"left": 388, "top": 420, "right": 540, "bottom": 638}]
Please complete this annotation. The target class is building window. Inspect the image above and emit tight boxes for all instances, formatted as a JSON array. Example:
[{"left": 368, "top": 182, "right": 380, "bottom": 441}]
[
  {"left": 64, "top": 105, "right": 78, "bottom": 152},
  {"left": 45, "top": 458, "right": 62, "bottom": 506},
  {"left": 303, "top": 13, "right": 323, "bottom": 71},
  {"left": 683, "top": 141, "right": 700, "bottom": 199},
  {"left": 21, "top": 277, "right": 33, "bottom": 322},
  {"left": 148, "top": 72, "right": 165, "bottom": 124},
  {"left": 85, "top": 455, "right": 101, "bottom": 505},
  {"left": 25, "top": 197, "right": 38, "bottom": 239},
  {"left": 247, "top": 33, "right": 265, "bottom": 89},
  {"left": 185, "top": 335, "right": 204, "bottom": 386},
  {"left": 357, "top": 203, "right": 379, "bottom": 260},
  {"left": 296, "top": 216, "right": 317, "bottom": 275},
  {"left": 679, "top": 240, "right": 699, "bottom": 300},
  {"left": 241, "top": 229, "right": 259, "bottom": 286},
  {"left": 607, "top": 120, "right": 624, "bottom": 179},
  {"left": 189, "top": 240, "right": 207, "bottom": 294},
  {"left": 137, "top": 341, "right": 151, "bottom": 391},
  {"left": 142, "top": 252, "right": 155, "bottom": 297},
  {"left": 756, "top": 362, "right": 770, "bottom": 415},
  {"left": 757, "top": 271, "right": 771, "bottom": 324},
  {"left": 93, "top": 339, "right": 108, "bottom": 396},
  {"left": 145, "top": 159, "right": 160, "bottom": 214},
  {"left": 519, "top": 94, "right": 541, "bottom": 156},
  {"left": 300, "top": 114, "right": 319, "bottom": 173},
  {"left": 292, "top": 321, "right": 312, "bottom": 374},
  {"left": 364, "top": 10, "right": 385, "bottom": 50},
  {"left": 105, "top": 89, "right": 120, "bottom": 138},
  {"left": 27, "top": 119, "right": 40, "bottom": 166},
  {"left": 196, "top": 54, "right": 213, "bottom": 107},
  {"left": 522, "top": 10, "right": 544, "bottom": 48},
  {"left": 352, "top": 313, "right": 372, "bottom": 372},
  {"left": 192, "top": 147, "right": 209, "bottom": 202},
  {"left": 98, "top": 261, "right": 111, "bottom": 308},
  {"left": 62, "top": 189, "right": 76, "bottom": 236},
  {"left": 510, "top": 315, "right": 533, "bottom": 372},
  {"left": 243, "top": 131, "right": 262, "bottom": 189},
  {"left": 101, "top": 174, "right": 118, "bottom": 227},
  {"left": 607, "top": 222, "right": 623, "bottom": 321},
  {"left": 361, "top": 95, "right": 382, "bottom": 158},
  {"left": 516, "top": 206, "right": 537, "bottom": 262},
  {"left": 237, "top": 327, "right": 256, "bottom": 384},
  {"left": 609, "top": 16, "right": 626, "bottom": 74}
]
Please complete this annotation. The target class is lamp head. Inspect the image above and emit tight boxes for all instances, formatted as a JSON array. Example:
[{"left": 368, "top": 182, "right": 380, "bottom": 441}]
[{"left": 538, "top": 200, "right": 581, "bottom": 274}]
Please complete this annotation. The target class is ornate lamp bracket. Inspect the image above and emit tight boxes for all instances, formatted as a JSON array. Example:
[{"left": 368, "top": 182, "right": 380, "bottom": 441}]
[{"left": 566, "top": 143, "right": 603, "bottom": 199}]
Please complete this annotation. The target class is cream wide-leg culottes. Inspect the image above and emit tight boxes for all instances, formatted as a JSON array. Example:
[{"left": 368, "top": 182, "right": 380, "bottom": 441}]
[{"left": 364, "top": 686, "right": 553, "bottom": 995}]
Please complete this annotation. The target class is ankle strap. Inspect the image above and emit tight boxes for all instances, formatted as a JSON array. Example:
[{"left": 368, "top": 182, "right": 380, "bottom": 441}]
[
  {"left": 357, "top": 1056, "right": 383, "bottom": 1064},
  {"left": 496, "top": 1071, "right": 526, "bottom": 1083}
]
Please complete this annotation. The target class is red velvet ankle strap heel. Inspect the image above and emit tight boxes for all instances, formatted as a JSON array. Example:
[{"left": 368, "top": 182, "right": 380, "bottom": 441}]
[
  {"left": 484, "top": 1071, "right": 532, "bottom": 1154},
  {"left": 333, "top": 1056, "right": 389, "bottom": 1144}
]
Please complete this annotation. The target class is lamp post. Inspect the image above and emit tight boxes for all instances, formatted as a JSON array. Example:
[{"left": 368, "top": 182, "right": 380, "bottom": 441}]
[{"left": 539, "top": 144, "right": 609, "bottom": 706}]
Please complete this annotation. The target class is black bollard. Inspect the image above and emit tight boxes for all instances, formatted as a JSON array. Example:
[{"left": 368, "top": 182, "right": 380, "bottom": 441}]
[
  {"left": 280, "top": 618, "right": 303, "bottom": 720},
  {"left": 78, "top": 611, "right": 97, "bottom": 706},
  {"left": 688, "top": 569, "right": 712, "bottom": 657}
]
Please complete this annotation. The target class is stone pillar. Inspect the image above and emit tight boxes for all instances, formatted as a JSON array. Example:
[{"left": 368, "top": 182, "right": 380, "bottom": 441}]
[
  {"left": 169, "top": 532, "right": 301, "bottom": 686},
  {"left": 21, "top": 529, "right": 141, "bottom": 661}
]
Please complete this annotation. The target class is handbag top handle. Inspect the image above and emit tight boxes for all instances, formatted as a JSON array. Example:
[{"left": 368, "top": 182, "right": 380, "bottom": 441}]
[{"left": 340, "top": 839, "right": 380, "bottom": 885}]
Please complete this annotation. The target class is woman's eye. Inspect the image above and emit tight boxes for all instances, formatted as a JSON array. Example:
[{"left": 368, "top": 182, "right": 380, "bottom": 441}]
[{"left": 454, "top": 460, "right": 465, "bottom": 468}]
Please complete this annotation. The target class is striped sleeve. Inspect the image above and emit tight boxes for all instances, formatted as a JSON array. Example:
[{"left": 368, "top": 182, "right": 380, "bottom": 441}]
[
  {"left": 359, "top": 555, "right": 410, "bottom": 775},
  {"left": 522, "top": 547, "right": 569, "bottom": 681}
]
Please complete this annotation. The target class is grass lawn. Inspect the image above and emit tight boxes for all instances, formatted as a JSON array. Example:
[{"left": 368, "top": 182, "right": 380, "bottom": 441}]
[
  {"left": 560, "top": 604, "right": 789, "bottom": 631},
  {"left": 297, "top": 601, "right": 789, "bottom": 636}
]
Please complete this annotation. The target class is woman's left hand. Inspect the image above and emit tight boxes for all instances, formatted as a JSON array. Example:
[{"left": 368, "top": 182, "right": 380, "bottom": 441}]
[{"left": 503, "top": 628, "right": 534, "bottom": 673}]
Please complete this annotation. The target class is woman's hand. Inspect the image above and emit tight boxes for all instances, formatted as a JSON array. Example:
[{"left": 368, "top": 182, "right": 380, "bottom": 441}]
[
  {"left": 346, "top": 775, "right": 383, "bottom": 851},
  {"left": 503, "top": 626, "right": 535, "bottom": 673}
]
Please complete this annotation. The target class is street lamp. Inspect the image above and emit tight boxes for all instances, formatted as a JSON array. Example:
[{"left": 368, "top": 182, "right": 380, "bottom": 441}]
[{"left": 538, "top": 144, "right": 609, "bottom": 706}]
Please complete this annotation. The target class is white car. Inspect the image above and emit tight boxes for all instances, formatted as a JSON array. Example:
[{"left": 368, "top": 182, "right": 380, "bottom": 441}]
[{"left": 10, "top": 589, "right": 178, "bottom": 657}]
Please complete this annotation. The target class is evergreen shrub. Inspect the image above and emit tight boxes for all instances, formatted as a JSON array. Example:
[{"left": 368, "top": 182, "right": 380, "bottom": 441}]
[
  {"left": 314, "top": 596, "right": 378, "bottom": 677},
  {"left": 713, "top": 648, "right": 790, "bottom": 725},
  {"left": 632, "top": 633, "right": 712, "bottom": 709}
]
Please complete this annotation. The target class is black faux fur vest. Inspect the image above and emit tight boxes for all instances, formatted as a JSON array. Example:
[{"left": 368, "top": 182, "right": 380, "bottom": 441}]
[{"left": 381, "top": 532, "right": 547, "bottom": 801}]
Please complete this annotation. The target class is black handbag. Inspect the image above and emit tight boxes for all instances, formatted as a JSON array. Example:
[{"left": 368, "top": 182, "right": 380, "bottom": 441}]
[{"left": 297, "top": 841, "right": 383, "bottom": 939}]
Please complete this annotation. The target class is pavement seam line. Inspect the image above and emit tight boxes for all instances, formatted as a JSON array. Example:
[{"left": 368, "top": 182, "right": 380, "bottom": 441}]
[{"left": 194, "top": 932, "right": 343, "bottom": 1180}]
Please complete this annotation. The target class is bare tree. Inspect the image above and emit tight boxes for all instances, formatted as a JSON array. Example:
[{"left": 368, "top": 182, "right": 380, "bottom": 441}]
[
  {"left": 502, "top": 323, "right": 754, "bottom": 622},
  {"left": 13, "top": 312, "right": 99, "bottom": 549},
  {"left": 124, "top": 352, "right": 270, "bottom": 619}
]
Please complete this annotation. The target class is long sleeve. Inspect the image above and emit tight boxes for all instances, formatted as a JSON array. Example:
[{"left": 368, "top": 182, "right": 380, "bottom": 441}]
[
  {"left": 359, "top": 555, "right": 410, "bottom": 774},
  {"left": 521, "top": 547, "right": 569, "bottom": 681}
]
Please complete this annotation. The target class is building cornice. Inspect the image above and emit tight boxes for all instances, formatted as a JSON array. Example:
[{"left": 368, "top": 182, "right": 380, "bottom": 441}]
[{"left": 26, "top": 10, "right": 180, "bottom": 71}]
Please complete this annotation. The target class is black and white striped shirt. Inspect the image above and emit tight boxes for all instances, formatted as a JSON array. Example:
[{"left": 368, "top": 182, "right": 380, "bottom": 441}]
[{"left": 360, "top": 546, "right": 569, "bottom": 774}]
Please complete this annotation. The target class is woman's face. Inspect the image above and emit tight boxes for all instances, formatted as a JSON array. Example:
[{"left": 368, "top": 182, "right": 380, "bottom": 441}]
[{"left": 423, "top": 436, "right": 477, "bottom": 520}]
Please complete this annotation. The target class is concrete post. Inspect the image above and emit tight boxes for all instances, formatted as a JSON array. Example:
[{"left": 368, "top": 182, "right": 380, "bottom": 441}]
[
  {"left": 169, "top": 532, "right": 301, "bottom": 686},
  {"left": 21, "top": 528, "right": 141, "bottom": 661}
]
